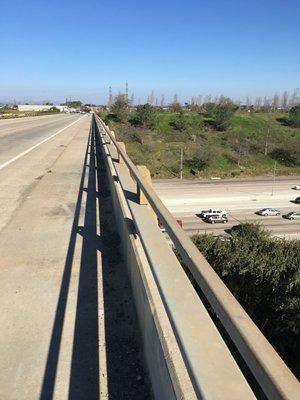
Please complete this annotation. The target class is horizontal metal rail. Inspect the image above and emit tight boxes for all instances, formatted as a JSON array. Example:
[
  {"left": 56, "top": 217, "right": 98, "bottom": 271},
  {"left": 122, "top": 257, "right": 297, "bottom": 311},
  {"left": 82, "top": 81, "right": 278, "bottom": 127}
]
[{"left": 94, "top": 114, "right": 300, "bottom": 400}]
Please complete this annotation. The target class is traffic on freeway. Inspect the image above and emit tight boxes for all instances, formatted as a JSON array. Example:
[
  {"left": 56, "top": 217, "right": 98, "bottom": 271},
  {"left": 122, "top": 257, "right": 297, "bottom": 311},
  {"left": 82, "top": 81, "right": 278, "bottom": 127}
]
[{"left": 153, "top": 177, "right": 300, "bottom": 239}]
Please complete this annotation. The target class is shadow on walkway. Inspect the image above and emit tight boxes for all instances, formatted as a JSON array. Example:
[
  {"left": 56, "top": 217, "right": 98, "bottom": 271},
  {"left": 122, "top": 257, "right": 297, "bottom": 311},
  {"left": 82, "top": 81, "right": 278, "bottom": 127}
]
[{"left": 40, "top": 121, "right": 152, "bottom": 399}]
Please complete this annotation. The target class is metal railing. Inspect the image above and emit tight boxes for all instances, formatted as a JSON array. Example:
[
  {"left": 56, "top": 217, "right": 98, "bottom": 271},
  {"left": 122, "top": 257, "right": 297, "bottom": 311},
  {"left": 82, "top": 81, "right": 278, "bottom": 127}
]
[{"left": 94, "top": 114, "right": 300, "bottom": 400}]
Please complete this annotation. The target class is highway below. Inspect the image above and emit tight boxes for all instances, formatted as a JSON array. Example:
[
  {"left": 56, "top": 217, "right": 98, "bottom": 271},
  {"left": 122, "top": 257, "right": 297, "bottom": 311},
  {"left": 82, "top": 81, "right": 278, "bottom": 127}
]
[
  {"left": 0, "top": 114, "right": 151, "bottom": 399},
  {"left": 153, "top": 177, "right": 300, "bottom": 239}
]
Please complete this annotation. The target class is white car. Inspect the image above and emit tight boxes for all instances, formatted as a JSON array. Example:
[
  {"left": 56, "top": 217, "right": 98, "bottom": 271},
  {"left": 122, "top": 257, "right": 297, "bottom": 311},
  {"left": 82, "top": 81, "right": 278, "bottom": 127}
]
[
  {"left": 257, "top": 208, "right": 280, "bottom": 216},
  {"left": 292, "top": 185, "right": 300, "bottom": 190},
  {"left": 200, "top": 208, "right": 227, "bottom": 218}
]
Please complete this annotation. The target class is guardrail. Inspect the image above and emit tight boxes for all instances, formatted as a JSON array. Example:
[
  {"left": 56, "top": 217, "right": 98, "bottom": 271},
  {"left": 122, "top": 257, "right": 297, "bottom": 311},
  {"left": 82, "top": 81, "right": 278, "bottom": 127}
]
[{"left": 94, "top": 114, "right": 300, "bottom": 400}]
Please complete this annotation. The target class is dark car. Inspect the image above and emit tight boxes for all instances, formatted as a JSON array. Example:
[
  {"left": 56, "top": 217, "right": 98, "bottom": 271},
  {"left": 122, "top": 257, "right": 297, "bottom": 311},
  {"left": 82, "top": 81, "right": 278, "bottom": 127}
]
[
  {"left": 204, "top": 214, "right": 228, "bottom": 224},
  {"left": 294, "top": 197, "right": 300, "bottom": 204}
]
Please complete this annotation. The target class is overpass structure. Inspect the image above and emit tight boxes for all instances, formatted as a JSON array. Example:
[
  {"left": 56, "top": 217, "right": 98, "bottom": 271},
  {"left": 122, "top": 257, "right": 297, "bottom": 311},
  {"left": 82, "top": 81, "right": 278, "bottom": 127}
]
[
  {"left": 0, "top": 113, "right": 299, "bottom": 399},
  {"left": 92, "top": 114, "right": 299, "bottom": 400}
]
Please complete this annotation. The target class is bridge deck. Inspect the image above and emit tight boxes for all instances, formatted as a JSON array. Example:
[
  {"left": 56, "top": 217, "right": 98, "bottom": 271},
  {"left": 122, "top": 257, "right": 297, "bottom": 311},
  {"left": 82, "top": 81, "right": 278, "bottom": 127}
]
[{"left": 0, "top": 116, "right": 152, "bottom": 399}]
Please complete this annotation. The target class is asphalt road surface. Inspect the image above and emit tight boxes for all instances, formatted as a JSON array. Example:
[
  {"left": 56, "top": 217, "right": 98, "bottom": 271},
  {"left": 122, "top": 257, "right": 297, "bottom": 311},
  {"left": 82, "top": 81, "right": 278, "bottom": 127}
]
[
  {"left": 0, "top": 113, "right": 86, "bottom": 232},
  {"left": 153, "top": 177, "right": 300, "bottom": 239}
]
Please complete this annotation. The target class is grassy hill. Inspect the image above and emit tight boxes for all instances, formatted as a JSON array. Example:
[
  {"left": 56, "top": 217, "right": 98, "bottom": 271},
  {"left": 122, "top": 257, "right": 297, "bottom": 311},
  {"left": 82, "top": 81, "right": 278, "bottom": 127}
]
[{"left": 100, "top": 110, "right": 300, "bottom": 179}]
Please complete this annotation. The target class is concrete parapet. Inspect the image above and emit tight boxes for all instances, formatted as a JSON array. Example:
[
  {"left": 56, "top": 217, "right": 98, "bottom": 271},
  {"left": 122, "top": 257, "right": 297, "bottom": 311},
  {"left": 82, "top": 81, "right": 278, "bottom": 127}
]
[{"left": 94, "top": 117, "right": 256, "bottom": 400}]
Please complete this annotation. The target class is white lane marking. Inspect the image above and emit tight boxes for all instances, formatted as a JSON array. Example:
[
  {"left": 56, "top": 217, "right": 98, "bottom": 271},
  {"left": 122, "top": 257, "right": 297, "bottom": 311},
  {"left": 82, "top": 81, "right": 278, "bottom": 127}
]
[{"left": 0, "top": 115, "right": 86, "bottom": 171}]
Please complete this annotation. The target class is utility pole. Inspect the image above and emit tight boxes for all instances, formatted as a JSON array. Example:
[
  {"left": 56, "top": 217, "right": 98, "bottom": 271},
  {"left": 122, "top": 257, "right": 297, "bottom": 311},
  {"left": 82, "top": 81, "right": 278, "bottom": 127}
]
[
  {"left": 130, "top": 92, "right": 134, "bottom": 106},
  {"left": 264, "top": 127, "right": 270, "bottom": 155},
  {"left": 180, "top": 148, "right": 183, "bottom": 179},
  {"left": 271, "top": 161, "right": 277, "bottom": 196}
]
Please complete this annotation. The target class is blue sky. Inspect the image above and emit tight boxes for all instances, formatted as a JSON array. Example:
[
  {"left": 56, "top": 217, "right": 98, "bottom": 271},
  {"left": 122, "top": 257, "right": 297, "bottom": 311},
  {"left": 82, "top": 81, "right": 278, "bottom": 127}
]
[{"left": 1, "top": 0, "right": 299, "bottom": 104}]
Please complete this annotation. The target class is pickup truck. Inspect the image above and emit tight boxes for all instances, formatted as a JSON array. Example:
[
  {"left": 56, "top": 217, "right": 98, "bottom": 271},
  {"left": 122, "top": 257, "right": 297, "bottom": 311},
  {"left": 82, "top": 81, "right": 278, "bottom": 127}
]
[{"left": 200, "top": 208, "right": 227, "bottom": 219}]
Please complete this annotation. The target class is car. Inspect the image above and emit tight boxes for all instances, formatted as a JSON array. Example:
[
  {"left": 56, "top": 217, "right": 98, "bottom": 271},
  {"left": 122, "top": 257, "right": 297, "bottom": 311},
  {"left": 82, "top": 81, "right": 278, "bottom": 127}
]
[
  {"left": 284, "top": 212, "right": 300, "bottom": 220},
  {"left": 294, "top": 197, "right": 300, "bottom": 204},
  {"left": 200, "top": 208, "right": 228, "bottom": 219},
  {"left": 257, "top": 208, "right": 280, "bottom": 216},
  {"left": 292, "top": 185, "right": 300, "bottom": 190},
  {"left": 204, "top": 214, "right": 228, "bottom": 224},
  {"left": 230, "top": 224, "right": 242, "bottom": 233}
]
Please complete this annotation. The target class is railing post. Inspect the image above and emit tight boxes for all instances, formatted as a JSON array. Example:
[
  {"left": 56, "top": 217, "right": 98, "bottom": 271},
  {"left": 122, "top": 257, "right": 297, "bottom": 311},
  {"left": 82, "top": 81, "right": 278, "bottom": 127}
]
[
  {"left": 137, "top": 166, "right": 151, "bottom": 205},
  {"left": 106, "top": 129, "right": 115, "bottom": 144},
  {"left": 117, "top": 142, "right": 126, "bottom": 164},
  {"left": 137, "top": 166, "right": 157, "bottom": 222}
]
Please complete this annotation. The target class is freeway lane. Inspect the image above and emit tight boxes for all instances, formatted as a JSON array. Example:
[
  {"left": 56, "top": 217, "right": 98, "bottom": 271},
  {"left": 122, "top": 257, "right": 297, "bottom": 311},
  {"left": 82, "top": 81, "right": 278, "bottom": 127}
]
[
  {"left": 176, "top": 213, "right": 300, "bottom": 238},
  {"left": 153, "top": 178, "right": 300, "bottom": 238},
  {"left": 0, "top": 114, "right": 89, "bottom": 232}
]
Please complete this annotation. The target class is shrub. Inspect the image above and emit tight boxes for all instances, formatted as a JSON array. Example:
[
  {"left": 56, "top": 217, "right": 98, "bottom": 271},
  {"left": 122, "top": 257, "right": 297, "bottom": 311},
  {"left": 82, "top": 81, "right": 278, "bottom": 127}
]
[
  {"left": 270, "top": 148, "right": 298, "bottom": 166},
  {"left": 170, "top": 110, "right": 189, "bottom": 132},
  {"left": 184, "top": 157, "right": 207, "bottom": 171},
  {"left": 211, "top": 104, "right": 235, "bottom": 131},
  {"left": 190, "top": 224, "right": 300, "bottom": 375},
  {"left": 170, "top": 101, "right": 182, "bottom": 113},
  {"left": 110, "top": 94, "right": 129, "bottom": 122},
  {"left": 289, "top": 105, "right": 300, "bottom": 127},
  {"left": 131, "top": 104, "right": 157, "bottom": 129}
]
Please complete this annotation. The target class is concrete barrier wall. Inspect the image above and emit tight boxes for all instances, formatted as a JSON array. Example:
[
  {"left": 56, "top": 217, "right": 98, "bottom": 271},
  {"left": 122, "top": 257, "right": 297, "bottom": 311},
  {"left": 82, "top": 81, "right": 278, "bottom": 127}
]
[
  {"left": 96, "top": 130, "right": 194, "bottom": 399},
  {"left": 94, "top": 118, "right": 257, "bottom": 400}
]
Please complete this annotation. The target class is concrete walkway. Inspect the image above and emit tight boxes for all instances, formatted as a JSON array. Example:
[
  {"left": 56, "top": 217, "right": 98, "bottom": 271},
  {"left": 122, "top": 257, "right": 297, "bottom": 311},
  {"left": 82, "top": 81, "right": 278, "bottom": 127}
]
[{"left": 0, "top": 118, "right": 151, "bottom": 399}]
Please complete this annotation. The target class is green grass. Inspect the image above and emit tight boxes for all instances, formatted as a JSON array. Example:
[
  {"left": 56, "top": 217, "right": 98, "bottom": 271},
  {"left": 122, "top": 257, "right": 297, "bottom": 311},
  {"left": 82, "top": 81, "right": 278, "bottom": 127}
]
[
  {"left": 99, "top": 110, "right": 300, "bottom": 179},
  {"left": 0, "top": 109, "right": 60, "bottom": 119}
]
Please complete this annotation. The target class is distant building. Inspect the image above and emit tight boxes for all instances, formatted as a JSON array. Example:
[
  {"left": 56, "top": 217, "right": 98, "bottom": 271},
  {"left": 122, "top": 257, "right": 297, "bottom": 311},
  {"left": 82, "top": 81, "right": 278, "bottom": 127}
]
[{"left": 17, "top": 105, "right": 69, "bottom": 112}]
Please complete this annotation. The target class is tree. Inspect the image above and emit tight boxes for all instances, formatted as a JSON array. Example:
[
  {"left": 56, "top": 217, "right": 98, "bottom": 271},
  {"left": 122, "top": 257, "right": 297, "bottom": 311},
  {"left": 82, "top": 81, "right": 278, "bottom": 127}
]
[
  {"left": 190, "top": 97, "right": 200, "bottom": 112},
  {"left": 196, "top": 95, "right": 202, "bottom": 106},
  {"left": 149, "top": 90, "right": 155, "bottom": 105},
  {"left": 190, "top": 224, "right": 300, "bottom": 376},
  {"left": 290, "top": 88, "right": 299, "bottom": 107},
  {"left": 133, "top": 103, "right": 157, "bottom": 129},
  {"left": 170, "top": 101, "right": 182, "bottom": 113},
  {"left": 262, "top": 97, "right": 271, "bottom": 112},
  {"left": 110, "top": 94, "right": 129, "bottom": 122},
  {"left": 271, "top": 93, "right": 280, "bottom": 110},
  {"left": 289, "top": 104, "right": 300, "bottom": 127},
  {"left": 211, "top": 104, "right": 236, "bottom": 131},
  {"left": 254, "top": 96, "right": 262, "bottom": 110},
  {"left": 65, "top": 101, "right": 82, "bottom": 108},
  {"left": 202, "top": 102, "right": 216, "bottom": 116},
  {"left": 231, "top": 133, "right": 251, "bottom": 166},
  {"left": 170, "top": 110, "right": 189, "bottom": 131},
  {"left": 130, "top": 92, "right": 135, "bottom": 106},
  {"left": 218, "top": 95, "right": 233, "bottom": 105},
  {"left": 81, "top": 105, "right": 91, "bottom": 113},
  {"left": 108, "top": 86, "right": 113, "bottom": 108},
  {"left": 281, "top": 91, "right": 289, "bottom": 109}
]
